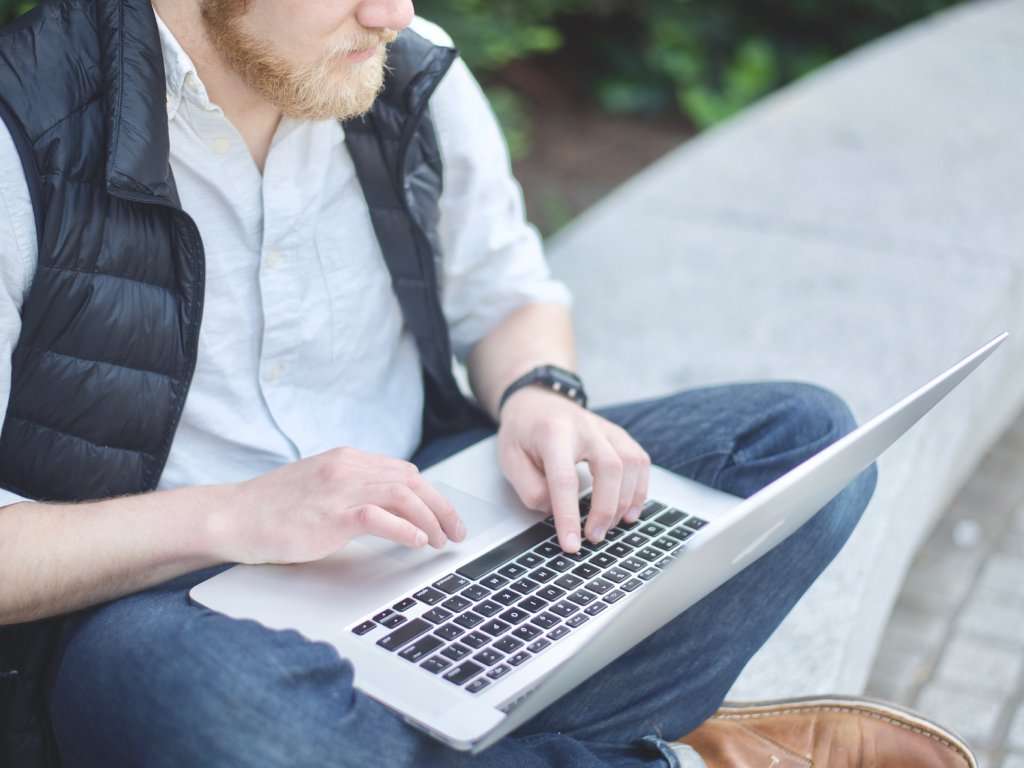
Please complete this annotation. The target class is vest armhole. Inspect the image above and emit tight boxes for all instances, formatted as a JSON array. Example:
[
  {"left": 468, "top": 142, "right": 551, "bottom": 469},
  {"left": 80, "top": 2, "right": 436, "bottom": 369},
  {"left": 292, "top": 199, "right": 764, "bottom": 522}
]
[{"left": 0, "top": 94, "right": 44, "bottom": 253}]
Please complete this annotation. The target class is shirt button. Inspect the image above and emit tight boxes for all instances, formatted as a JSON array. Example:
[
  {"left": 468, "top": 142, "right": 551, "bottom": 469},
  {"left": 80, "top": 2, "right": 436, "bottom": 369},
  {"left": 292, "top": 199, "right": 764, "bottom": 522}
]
[
  {"left": 212, "top": 137, "right": 231, "bottom": 155},
  {"left": 265, "top": 249, "right": 283, "bottom": 270},
  {"left": 264, "top": 362, "right": 286, "bottom": 383}
]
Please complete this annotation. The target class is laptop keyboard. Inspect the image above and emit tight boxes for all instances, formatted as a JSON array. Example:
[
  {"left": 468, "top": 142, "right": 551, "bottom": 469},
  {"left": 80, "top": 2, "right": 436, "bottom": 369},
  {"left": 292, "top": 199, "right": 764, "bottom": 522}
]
[{"left": 349, "top": 494, "right": 709, "bottom": 695}]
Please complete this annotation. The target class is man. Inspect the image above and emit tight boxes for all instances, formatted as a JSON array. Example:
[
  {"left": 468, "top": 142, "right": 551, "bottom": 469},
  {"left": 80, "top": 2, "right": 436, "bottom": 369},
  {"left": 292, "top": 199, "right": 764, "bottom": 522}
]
[{"left": 0, "top": 1, "right": 974, "bottom": 766}]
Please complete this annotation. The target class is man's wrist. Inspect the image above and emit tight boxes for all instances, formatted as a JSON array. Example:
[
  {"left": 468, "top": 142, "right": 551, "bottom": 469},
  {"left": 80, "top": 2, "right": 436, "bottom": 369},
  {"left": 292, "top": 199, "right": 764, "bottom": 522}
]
[{"left": 498, "top": 364, "right": 588, "bottom": 417}]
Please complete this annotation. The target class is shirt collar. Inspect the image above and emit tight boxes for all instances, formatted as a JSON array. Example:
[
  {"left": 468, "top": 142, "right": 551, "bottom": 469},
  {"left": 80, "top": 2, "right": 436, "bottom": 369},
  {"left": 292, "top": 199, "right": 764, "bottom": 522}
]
[{"left": 153, "top": 7, "right": 213, "bottom": 121}]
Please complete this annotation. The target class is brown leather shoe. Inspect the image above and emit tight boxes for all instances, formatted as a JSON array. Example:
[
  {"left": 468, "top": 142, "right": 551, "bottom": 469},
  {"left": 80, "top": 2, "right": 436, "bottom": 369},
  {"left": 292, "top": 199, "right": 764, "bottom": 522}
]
[{"left": 676, "top": 695, "right": 977, "bottom": 767}]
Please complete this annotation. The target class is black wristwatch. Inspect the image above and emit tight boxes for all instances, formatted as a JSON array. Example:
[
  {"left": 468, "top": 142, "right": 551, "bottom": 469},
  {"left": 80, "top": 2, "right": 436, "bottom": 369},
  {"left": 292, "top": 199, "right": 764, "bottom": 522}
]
[{"left": 498, "top": 365, "right": 588, "bottom": 413}]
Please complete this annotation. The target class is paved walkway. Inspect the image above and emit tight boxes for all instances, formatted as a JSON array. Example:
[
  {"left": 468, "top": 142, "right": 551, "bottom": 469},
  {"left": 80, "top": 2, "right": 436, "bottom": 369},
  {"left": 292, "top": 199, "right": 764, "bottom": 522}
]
[{"left": 865, "top": 409, "right": 1024, "bottom": 767}]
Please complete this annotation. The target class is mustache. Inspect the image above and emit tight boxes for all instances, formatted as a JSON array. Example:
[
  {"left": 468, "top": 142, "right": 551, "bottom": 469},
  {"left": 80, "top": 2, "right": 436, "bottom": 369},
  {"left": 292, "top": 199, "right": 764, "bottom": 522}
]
[{"left": 327, "top": 28, "right": 399, "bottom": 57}]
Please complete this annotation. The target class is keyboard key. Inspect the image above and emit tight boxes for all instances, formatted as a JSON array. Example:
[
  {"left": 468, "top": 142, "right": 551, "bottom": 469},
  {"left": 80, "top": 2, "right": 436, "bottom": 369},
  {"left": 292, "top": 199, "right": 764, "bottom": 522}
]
[
  {"left": 434, "top": 574, "right": 470, "bottom": 594},
  {"left": 493, "top": 589, "right": 520, "bottom": 606},
  {"left": 508, "top": 650, "right": 531, "bottom": 666},
  {"left": 572, "top": 563, "right": 600, "bottom": 579},
  {"left": 604, "top": 527, "right": 625, "bottom": 541},
  {"left": 373, "top": 608, "right": 395, "bottom": 622},
  {"left": 638, "top": 567, "right": 660, "bottom": 581},
  {"left": 639, "top": 523, "right": 665, "bottom": 538},
  {"left": 622, "top": 578, "right": 644, "bottom": 592},
  {"left": 473, "top": 648, "right": 505, "bottom": 666},
  {"left": 584, "top": 601, "right": 609, "bottom": 616},
  {"left": 554, "top": 574, "right": 583, "bottom": 590},
  {"left": 516, "top": 552, "right": 545, "bottom": 568},
  {"left": 443, "top": 661, "right": 483, "bottom": 686},
  {"left": 380, "top": 614, "right": 406, "bottom": 629},
  {"left": 585, "top": 578, "right": 614, "bottom": 595},
  {"left": 487, "top": 664, "right": 512, "bottom": 680},
  {"left": 461, "top": 584, "right": 490, "bottom": 602},
  {"left": 441, "top": 595, "right": 472, "bottom": 612},
  {"left": 656, "top": 508, "right": 686, "bottom": 527},
  {"left": 494, "top": 636, "right": 523, "bottom": 654},
  {"left": 435, "top": 623, "right": 464, "bottom": 641},
  {"left": 474, "top": 600, "right": 502, "bottom": 617},
  {"left": 568, "top": 590, "right": 597, "bottom": 606},
  {"left": 603, "top": 590, "right": 625, "bottom": 604},
  {"left": 603, "top": 567, "right": 629, "bottom": 584},
  {"left": 481, "top": 619, "right": 511, "bottom": 637},
  {"left": 548, "top": 626, "right": 571, "bottom": 641},
  {"left": 619, "top": 518, "right": 640, "bottom": 530},
  {"left": 531, "top": 612, "right": 560, "bottom": 630},
  {"left": 537, "top": 585, "right": 566, "bottom": 602},
  {"left": 562, "top": 549, "right": 588, "bottom": 562},
  {"left": 392, "top": 597, "right": 417, "bottom": 612},
  {"left": 534, "top": 541, "right": 561, "bottom": 558},
  {"left": 441, "top": 643, "right": 471, "bottom": 661},
  {"left": 567, "top": 613, "right": 589, "bottom": 628},
  {"left": 421, "top": 656, "right": 452, "bottom": 674},
  {"left": 590, "top": 552, "right": 617, "bottom": 569},
  {"left": 636, "top": 547, "right": 662, "bottom": 563},
  {"left": 399, "top": 635, "right": 443, "bottom": 663},
  {"left": 606, "top": 542, "right": 632, "bottom": 558},
  {"left": 620, "top": 557, "right": 646, "bottom": 573},
  {"left": 453, "top": 611, "right": 485, "bottom": 630},
  {"left": 668, "top": 527, "right": 693, "bottom": 541},
  {"left": 466, "top": 677, "right": 490, "bottom": 694},
  {"left": 581, "top": 539, "right": 607, "bottom": 552},
  {"left": 510, "top": 578, "right": 539, "bottom": 595},
  {"left": 527, "top": 638, "right": 551, "bottom": 654},
  {"left": 462, "top": 631, "right": 490, "bottom": 649},
  {"left": 653, "top": 537, "right": 679, "bottom": 552},
  {"left": 657, "top": 557, "right": 674, "bottom": 569},
  {"left": 518, "top": 595, "right": 548, "bottom": 613},
  {"left": 640, "top": 501, "right": 667, "bottom": 520},
  {"left": 623, "top": 533, "right": 649, "bottom": 548},
  {"left": 422, "top": 607, "right": 453, "bottom": 624},
  {"left": 529, "top": 566, "right": 557, "bottom": 584},
  {"left": 497, "top": 562, "right": 527, "bottom": 579},
  {"left": 498, "top": 607, "right": 529, "bottom": 625},
  {"left": 480, "top": 574, "right": 509, "bottom": 591},
  {"left": 377, "top": 618, "right": 431, "bottom": 651},
  {"left": 456, "top": 523, "right": 553, "bottom": 580},
  {"left": 683, "top": 516, "right": 708, "bottom": 530},
  {"left": 351, "top": 620, "right": 376, "bottom": 636},
  {"left": 414, "top": 586, "right": 445, "bottom": 605},
  {"left": 550, "top": 601, "right": 579, "bottom": 618},
  {"left": 547, "top": 556, "right": 573, "bottom": 573},
  {"left": 513, "top": 624, "right": 542, "bottom": 641}
]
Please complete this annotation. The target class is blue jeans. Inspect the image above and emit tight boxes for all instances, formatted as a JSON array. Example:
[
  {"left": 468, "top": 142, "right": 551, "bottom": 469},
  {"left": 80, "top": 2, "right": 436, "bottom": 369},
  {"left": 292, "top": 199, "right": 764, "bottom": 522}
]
[{"left": 48, "top": 382, "right": 877, "bottom": 767}]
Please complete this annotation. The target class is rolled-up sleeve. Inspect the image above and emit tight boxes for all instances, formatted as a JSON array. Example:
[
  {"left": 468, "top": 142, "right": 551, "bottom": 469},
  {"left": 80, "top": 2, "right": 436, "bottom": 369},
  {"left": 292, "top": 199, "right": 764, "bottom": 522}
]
[
  {"left": 431, "top": 54, "right": 572, "bottom": 362},
  {"left": 0, "top": 114, "right": 36, "bottom": 505}
]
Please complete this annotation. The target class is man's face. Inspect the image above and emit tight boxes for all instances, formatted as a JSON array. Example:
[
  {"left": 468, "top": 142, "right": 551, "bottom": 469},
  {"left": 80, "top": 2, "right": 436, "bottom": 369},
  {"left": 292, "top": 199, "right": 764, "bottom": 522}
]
[{"left": 200, "top": 0, "right": 414, "bottom": 120}]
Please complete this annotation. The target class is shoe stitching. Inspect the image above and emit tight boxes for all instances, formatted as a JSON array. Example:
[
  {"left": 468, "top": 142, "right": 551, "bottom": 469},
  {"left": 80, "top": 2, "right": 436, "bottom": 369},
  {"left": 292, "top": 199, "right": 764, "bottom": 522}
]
[{"left": 711, "top": 705, "right": 972, "bottom": 767}]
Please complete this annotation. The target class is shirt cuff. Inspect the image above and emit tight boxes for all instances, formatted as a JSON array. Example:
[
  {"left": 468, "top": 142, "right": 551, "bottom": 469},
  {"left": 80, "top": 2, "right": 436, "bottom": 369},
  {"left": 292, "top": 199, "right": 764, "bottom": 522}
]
[{"left": 0, "top": 487, "right": 29, "bottom": 507}]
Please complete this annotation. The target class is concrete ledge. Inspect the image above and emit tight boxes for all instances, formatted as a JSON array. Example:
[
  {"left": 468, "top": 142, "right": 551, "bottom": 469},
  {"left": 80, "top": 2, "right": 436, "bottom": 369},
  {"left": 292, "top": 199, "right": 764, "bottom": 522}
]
[{"left": 547, "top": 0, "right": 1024, "bottom": 695}]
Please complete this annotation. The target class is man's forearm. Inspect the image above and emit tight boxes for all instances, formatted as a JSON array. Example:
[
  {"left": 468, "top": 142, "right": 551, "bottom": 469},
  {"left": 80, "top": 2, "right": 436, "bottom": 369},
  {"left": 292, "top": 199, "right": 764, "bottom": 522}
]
[
  {"left": 467, "top": 302, "right": 576, "bottom": 420},
  {"left": 0, "top": 485, "right": 232, "bottom": 625}
]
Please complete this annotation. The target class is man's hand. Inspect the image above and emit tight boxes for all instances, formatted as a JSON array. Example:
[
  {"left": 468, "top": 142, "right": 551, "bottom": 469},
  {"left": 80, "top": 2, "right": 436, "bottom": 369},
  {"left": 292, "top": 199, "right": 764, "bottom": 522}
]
[
  {"left": 497, "top": 387, "right": 651, "bottom": 553},
  {"left": 216, "top": 447, "right": 466, "bottom": 565}
]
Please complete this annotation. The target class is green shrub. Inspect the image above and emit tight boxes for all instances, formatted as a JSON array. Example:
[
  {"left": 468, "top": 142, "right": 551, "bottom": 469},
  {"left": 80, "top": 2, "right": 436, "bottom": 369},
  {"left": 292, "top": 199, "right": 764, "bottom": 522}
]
[{"left": 2, "top": 0, "right": 960, "bottom": 130}]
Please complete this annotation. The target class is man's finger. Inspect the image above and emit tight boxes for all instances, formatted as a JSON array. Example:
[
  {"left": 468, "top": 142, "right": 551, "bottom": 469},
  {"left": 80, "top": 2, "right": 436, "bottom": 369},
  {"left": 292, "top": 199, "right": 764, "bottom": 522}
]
[
  {"left": 604, "top": 428, "right": 648, "bottom": 528},
  {"left": 537, "top": 428, "right": 582, "bottom": 553},
  {"left": 581, "top": 434, "right": 624, "bottom": 543},
  {"left": 368, "top": 482, "right": 448, "bottom": 549},
  {"left": 502, "top": 447, "right": 550, "bottom": 513},
  {"left": 343, "top": 504, "right": 429, "bottom": 549},
  {"left": 404, "top": 472, "right": 466, "bottom": 542}
]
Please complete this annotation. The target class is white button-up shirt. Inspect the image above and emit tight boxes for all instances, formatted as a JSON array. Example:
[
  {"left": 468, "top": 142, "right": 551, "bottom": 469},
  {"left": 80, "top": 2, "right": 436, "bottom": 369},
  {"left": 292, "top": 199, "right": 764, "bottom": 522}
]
[{"left": 0, "top": 15, "right": 570, "bottom": 506}]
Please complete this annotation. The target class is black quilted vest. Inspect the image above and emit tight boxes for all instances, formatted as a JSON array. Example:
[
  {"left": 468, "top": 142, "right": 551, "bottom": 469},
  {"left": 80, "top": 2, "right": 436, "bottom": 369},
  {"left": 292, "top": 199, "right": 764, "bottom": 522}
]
[{"left": 0, "top": 1, "right": 489, "bottom": 764}]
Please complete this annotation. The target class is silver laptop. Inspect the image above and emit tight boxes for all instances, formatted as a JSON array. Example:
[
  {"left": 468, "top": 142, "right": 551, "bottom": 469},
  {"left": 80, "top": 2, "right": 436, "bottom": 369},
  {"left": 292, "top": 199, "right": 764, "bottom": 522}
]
[{"left": 191, "top": 333, "right": 1007, "bottom": 752}]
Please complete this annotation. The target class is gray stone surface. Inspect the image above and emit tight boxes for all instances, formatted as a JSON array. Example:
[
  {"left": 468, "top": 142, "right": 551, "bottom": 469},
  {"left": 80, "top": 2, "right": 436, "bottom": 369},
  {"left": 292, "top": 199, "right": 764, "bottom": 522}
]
[
  {"left": 934, "top": 635, "right": 1022, "bottom": 695},
  {"left": 916, "top": 684, "right": 1006, "bottom": 748},
  {"left": 548, "top": 0, "right": 1024, "bottom": 696}
]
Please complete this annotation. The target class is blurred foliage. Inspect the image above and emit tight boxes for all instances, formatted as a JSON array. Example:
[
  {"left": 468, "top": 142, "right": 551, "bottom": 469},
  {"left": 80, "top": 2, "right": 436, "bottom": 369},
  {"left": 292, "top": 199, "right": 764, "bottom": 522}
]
[{"left": 2, "top": 0, "right": 959, "bottom": 133}]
